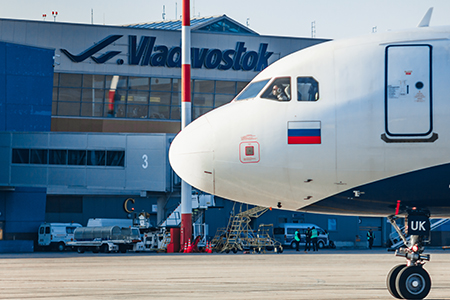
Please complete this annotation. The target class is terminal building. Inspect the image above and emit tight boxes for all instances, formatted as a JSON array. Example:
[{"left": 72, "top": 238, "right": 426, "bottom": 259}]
[{"left": 1, "top": 15, "right": 435, "bottom": 251}]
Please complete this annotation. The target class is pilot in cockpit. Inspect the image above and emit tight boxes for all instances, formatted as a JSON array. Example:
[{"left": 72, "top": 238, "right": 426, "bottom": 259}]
[{"left": 272, "top": 84, "right": 288, "bottom": 100}]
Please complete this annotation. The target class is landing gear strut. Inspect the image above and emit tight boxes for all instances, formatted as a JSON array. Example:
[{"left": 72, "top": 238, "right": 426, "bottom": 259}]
[{"left": 386, "top": 210, "right": 432, "bottom": 299}]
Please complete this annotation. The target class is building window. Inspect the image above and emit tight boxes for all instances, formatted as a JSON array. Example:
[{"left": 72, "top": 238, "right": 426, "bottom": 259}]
[
  {"left": 60, "top": 73, "right": 82, "bottom": 87},
  {"left": 81, "top": 89, "right": 105, "bottom": 117},
  {"left": 214, "top": 94, "right": 234, "bottom": 108},
  {"left": 12, "top": 149, "right": 30, "bottom": 164},
  {"left": 57, "top": 101, "right": 81, "bottom": 116},
  {"left": 129, "top": 76, "right": 150, "bottom": 90},
  {"left": 149, "top": 105, "right": 170, "bottom": 119},
  {"left": 68, "top": 150, "right": 87, "bottom": 165},
  {"left": 83, "top": 74, "right": 105, "bottom": 88},
  {"left": 13, "top": 148, "right": 124, "bottom": 168},
  {"left": 328, "top": 218, "right": 337, "bottom": 231},
  {"left": 52, "top": 72, "right": 248, "bottom": 120},
  {"left": 106, "top": 151, "right": 125, "bottom": 167},
  {"left": 31, "top": 149, "right": 48, "bottom": 164},
  {"left": 49, "top": 150, "right": 67, "bottom": 165},
  {"left": 87, "top": 150, "right": 106, "bottom": 166}
]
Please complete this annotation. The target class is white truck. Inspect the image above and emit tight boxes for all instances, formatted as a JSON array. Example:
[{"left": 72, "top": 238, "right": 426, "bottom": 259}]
[
  {"left": 67, "top": 226, "right": 141, "bottom": 253},
  {"left": 38, "top": 223, "right": 83, "bottom": 251}
]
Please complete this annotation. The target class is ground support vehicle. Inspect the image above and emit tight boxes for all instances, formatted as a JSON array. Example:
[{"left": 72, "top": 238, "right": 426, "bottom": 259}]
[
  {"left": 132, "top": 227, "right": 171, "bottom": 252},
  {"left": 38, "top": 223, "right": 82, "bottom": 251},
  {"left": 69, "top": 240, "right": 119, "bottom": 253},
  {"left": 252, "top": 224, "right": 283, "bottom": 253},
  {"left": 67, "top": 226, "right": 141, "bottom": 253},
  {"left": 274, "top": 223, "right": 330, "bottom": 250}
]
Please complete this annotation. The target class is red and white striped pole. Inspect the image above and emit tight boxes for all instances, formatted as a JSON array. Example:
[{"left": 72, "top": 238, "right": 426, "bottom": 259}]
[{"left": 180, "top": 0, "right": 192, "bottom": 250}]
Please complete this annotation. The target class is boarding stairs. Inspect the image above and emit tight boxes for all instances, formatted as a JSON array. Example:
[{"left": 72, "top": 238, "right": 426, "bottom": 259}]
[
  {"left": 213, "top": 205, "right": 269, "bottom": 253},
  {"left": 159, "top": 203, "right": 181, "bottom": 227},
  {"left": 157, "top": 229, "right": 171, "bottom": 252},
  {"left": 159, "top": 194, "right": 215, "bottom": 228},
  {"left": 193, "top": 209, "right": 209, "bottom": 247},
  {"left": 389, "top": 218, "right": 450, "bottom": 249},
  {"left": 210, "top": 227, "right": 228, "bottom": 251}
]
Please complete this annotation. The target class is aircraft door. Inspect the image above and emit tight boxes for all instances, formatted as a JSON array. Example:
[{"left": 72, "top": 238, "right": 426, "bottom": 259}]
[{"left": 384, "top": 45, "right": 436, "bottom": 142}]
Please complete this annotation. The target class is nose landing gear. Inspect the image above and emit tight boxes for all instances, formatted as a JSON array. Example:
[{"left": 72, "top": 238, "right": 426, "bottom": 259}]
[{"left": 386, "top": 211, "right": 432, "bottom": 299}]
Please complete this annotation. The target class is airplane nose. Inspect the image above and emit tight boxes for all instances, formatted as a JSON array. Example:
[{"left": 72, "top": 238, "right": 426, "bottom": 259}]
[{"left": 169, "top": 116, "right": 214, "bottom": 194}]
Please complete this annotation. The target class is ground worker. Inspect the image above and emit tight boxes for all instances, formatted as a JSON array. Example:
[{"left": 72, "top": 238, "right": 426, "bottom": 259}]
[
  {"left": 294, "top": 228, "right": 301, "bottom": 251},
  {"left": 367, "top": 229, "right": 375, "bottom": 249},
  {"left": 310, "top": 226, "right": 318, "bottom": 251},
  {"left": 304, "top": 227, "right": 311, "bottom": 252}
]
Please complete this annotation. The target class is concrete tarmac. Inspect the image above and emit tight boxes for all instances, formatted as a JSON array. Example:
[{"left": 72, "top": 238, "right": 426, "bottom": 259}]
[{"left": 0, "top": 248, "right": 449, "bottom": 300}]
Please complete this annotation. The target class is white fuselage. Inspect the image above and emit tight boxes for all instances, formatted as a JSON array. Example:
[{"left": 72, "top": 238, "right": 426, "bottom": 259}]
[{"left": 169, "top": 26, "right": 450, "bottom": 217}]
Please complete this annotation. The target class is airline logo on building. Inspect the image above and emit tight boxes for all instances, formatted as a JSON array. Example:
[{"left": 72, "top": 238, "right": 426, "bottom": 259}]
[{"left": 60, "top": 35, "right": 273, "bottom": 72}]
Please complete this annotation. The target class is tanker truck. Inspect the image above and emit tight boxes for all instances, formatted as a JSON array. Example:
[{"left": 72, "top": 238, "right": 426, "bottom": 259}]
[{"left": 67, "top": 226, "right": 141, "bottom": 253}]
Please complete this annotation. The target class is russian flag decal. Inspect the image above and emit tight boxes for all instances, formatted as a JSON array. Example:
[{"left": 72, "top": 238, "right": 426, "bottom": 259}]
[{"left": 288, "top": 121, "right": 321, "bottom": 144}]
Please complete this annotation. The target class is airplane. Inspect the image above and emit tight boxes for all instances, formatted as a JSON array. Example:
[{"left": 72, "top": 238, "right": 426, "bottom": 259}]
[{"left": 169, "top": 8, "right": 447, "bottom": 299}]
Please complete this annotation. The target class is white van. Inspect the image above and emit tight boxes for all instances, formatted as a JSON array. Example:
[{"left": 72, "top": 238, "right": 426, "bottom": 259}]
[
  {"left": 38, "top": 223, "right": 82, "bottom": 251},
  {"left": 274, "top": 223, "right": 330, "bottom": 249}
]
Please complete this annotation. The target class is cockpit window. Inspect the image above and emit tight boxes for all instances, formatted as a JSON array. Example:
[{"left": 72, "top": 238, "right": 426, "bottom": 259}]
[
  {"left": 297, "top": 77, "right": 319, "bottom": 101},
  {"left": 235, "top": 79, "right": 270, "bottom": 101},
  {"left": 261, "top": 77, "right": 291, "bottom": 101}
]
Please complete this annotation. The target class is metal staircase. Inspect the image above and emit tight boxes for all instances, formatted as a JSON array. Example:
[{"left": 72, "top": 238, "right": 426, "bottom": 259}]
[
  {"left": 159, "top": 203, "right": 181, "bottom": 227},
  {"left": 159, "top": 194, "right": 214, "bottom": 227},
  {"left": 212, "top": 205, "right": 269, "bottom": 253},
  {"left": 157, "top": 229, "right": 171, "bottom": 252}
]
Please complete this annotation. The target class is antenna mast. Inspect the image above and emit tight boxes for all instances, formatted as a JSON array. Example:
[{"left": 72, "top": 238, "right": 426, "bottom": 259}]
[{"left": 311, "top": 21, "right": 316, "bottom": 38}]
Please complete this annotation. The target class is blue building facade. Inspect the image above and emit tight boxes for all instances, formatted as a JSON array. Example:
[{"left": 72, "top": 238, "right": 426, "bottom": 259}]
[
  {"left": 0, "top": 41, "right": 54, "bottom": 249},
  {"left": 0, "top": 42, "right": 53, "bottom": 132}
]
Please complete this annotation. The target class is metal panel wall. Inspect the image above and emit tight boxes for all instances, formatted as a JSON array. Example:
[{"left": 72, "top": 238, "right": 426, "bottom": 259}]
[
  {"left": 3, "top": 187, "right": 46, "bottom": 237},
  {"left": 125, "top": 134, "right": 166, "bottom": 192},
  {"left": 1, "top": 132, "right": 174, "bottom": 195}
]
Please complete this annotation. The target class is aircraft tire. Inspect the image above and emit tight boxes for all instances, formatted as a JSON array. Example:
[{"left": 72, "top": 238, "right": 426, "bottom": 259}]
[
  {"left": 386, "top": 264, "right": 406, "bottom": 299},
  {"left": 396, "top": 265, "right": 431, "bottom": 299}
]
